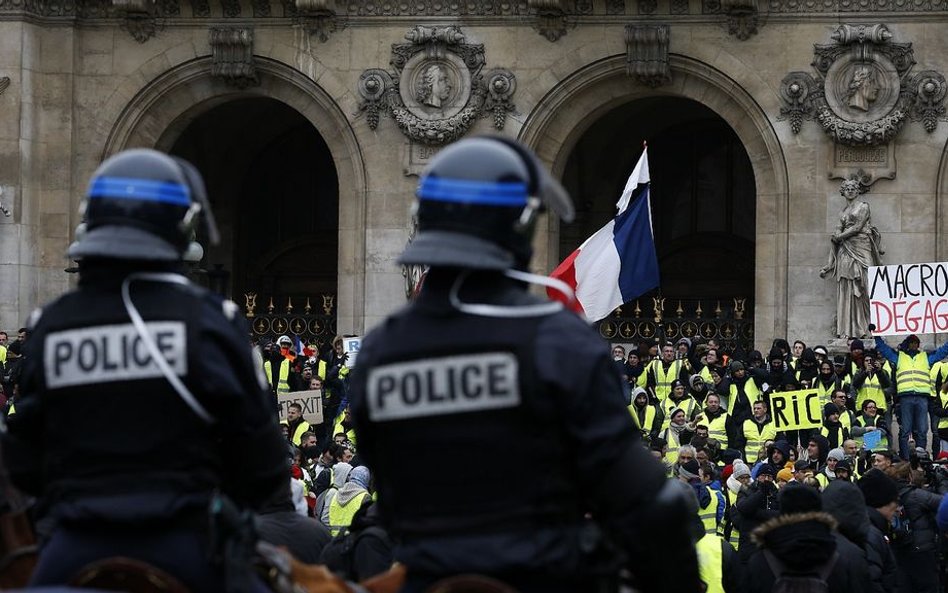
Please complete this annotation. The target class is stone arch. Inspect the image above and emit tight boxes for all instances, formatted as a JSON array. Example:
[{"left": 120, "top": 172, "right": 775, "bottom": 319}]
[
  {"left": 101, "top": 56, "right": 367, "bottom": 334},
  {"left": 519, "top": 54, "right": 790, "bottom": 344}
]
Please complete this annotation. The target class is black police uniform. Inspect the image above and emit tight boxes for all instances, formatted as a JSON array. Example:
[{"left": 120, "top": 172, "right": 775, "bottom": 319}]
[
  {"left": 349, "top": 269, "right": 695, "bottom": 593},
  {"left": 2, "top": 260, "right": 287, "bottom": 591}
]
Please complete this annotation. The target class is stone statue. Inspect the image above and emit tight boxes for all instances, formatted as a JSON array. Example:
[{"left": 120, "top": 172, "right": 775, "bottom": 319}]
[
  {"left": 416, "top": 64, "right": 452, "bottom": 109},
  {"left": 820, "top": 179, "right": 884, "bottom": 338},
  {"left": 846, "top": 65, "right": 880, "bottom": 112}
]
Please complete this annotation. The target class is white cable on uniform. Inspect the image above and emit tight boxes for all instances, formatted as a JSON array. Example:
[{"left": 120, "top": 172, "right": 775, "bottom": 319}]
[
  {"left": 448, "top": 269, "right": 576, "bottom": 318},
  {"left": 121, "top": 272, "right": 216, "bottom": 425}
]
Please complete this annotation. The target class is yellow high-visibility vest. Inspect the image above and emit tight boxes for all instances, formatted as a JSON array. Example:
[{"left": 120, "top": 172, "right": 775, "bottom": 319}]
[
  {"left": 856, "top": 373, "right": 886, "bottom": 411},
  {"left": 264, "top": 358, "right": 291, "bottom": 394},
  {"left": 704, "top": 412, "right": 729, "bottom": 446},
  {"left": 696, "top": 533, "right": 725, "bottom": 593},
  {"left": 629, "top": 403, "right": 658, "bottom": 437},
  {"left": 653, "top": 360, "right": 683, "bottom": 402},
  {"left": 699, "top": 487, "right": 721, "bottom": 535},
  {"left": 328, "top": 490, "right": 369, "bottom": 536},
  {"left": 897, "top": 351, "right": 932, "bottom": 395},
  {"left": 742, "top": 418, "right": 776, "bottom": 463}
]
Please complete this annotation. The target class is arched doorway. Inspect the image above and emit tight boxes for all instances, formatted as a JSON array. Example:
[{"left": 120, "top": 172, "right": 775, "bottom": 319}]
[
  {"left": 168, "top": 97, "right": 339, "bottom": 304},
  {"left": 561, "top": 97, "right": 756, "bottom": 307},
  {"left": 520, "top": 55, "right": 790, "bottom": 350},
  {"left": 97, "top": 56, "right": 367, "bottom": 335}
]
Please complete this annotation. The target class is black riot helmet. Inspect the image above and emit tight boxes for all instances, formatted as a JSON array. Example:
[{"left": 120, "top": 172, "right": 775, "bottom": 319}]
[
  {"left": 69, "top": 149, "right": 219, "bottom": 262},
  {"left": 398, "top": 136, "right": 575, "bottom": 271}
]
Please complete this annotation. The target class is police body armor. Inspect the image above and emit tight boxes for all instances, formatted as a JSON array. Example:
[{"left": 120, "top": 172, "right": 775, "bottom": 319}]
[
  {"left": 6, "top": 271, "right": 284, "bottom": 522},
  {"left": 351, "top": 275, "right": 631, "bottom": 588},
  {"left": 2, "top": 269, "right": 287, "bottom": 593}
]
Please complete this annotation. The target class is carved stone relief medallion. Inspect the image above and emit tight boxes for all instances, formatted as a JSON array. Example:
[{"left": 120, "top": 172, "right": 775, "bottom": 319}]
[
  {"left": 824, "top": 54, "right": 900, "bottom": 124},
  {"left": 779, "top": 24, "right": 947, "bottom": 147},
  {"left": 357, "top": 25, "right": 517, "bottom": 147},
  {"left": 400, "top": 52, "right": 473, "bottom": 121}
]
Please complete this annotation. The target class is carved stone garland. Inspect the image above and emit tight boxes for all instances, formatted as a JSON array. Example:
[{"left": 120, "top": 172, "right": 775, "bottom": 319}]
[
  {"left": 779, "top": 24, "right": 947, "bottom": 146},
  {"left": 357, "top": 26, "right": 516, "bottom": 146}
]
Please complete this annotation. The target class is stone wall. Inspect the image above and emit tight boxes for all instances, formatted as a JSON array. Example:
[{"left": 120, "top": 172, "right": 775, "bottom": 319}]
[{"left": 2, "top": 1, "right": 948, "bottom": 349}]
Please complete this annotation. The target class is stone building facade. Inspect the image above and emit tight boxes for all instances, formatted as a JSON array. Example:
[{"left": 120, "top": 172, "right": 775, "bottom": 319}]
[{"left": 2, "top": 0, "right": 948, "bottom": 351}]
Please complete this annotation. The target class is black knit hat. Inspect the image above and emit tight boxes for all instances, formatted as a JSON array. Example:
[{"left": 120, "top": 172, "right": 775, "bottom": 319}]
[
  {"left": 858, "top": 469, "right": 900, "bottom": 508},
  {"left": 679, "top": 458, "right": 700, "bottom": 480},
  {"left": 769, "top": 347, "right": 784, "bottom": 361},
  {"left": 779, "top": 483, "right": 822, "bottom": 515},
  {"left": 823, "top": 402, "right": 839, "bottom": 417}
]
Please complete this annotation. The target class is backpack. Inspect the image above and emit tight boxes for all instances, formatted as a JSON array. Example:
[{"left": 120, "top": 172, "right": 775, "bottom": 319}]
[
  {"left": 319, "top": 525, "right": 390, "bottom": 580},
  {"left": 889, "top": 489, "right": 914, "bottom": 548},
  {"left": 763, "top": 550, "right": 839, "bottom": 593}
]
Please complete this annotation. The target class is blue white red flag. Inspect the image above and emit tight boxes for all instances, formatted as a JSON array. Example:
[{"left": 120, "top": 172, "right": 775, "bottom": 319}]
[{"left": 548, "top": 147, "right": 660, "bottom": 321}]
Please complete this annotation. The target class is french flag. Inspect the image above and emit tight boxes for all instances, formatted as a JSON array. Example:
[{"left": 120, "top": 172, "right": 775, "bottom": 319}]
[{"left": 548, "top": 147, "right": 659, "bottom": 321}]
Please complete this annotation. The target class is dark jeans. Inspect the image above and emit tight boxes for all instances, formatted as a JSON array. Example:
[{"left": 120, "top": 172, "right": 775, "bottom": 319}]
[{"left": 897, "top": 394, "right": 930, "bottom": 459}]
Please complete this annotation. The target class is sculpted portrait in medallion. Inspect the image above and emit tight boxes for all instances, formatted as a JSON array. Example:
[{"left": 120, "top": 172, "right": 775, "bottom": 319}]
[
  {"left": 416, "top": 64, "right": 453, "bottom": 110},
  {"left": 847, "top": 66, "right": 879, "bottom": 112},
  {"left": 400, "top": 53, "right": 472, "bottom": 121},
  {"left": 825, "top": 57, "right": 900, "bottom": 123}
]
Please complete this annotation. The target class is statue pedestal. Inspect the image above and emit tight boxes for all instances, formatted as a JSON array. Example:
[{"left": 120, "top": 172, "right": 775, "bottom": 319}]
[{"left": 826, "top": 337, "right": 852, "bottom": 356}]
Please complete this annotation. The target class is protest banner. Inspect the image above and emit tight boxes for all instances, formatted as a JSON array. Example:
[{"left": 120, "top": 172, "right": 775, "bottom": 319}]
[
  {"left": 770, "top": 389, "right": 823, "bottom": 431},
  {"left": 869, "top": 261, "right": 948, "bottom": 336},
  {"left": 277, "top": 390, "right": 323, "bottom": 425},
  {"left": 343, "top": 336, "right": 362, "bottom": 368}
]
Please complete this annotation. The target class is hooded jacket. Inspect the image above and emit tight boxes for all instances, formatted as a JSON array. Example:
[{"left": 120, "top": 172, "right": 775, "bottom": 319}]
[
  {"left": 745, "top": 512, "right": 868, "bottom": 593},
  {"left": 317, "top": 462, "right": 353, "bottom": 525},
  {"left": 808, "top": 434, "right": 830, "bottom": 472},
  {"left": 823, "top": 481, "right": 879, "bottom": 593},
  {"left": 733, "top": 480, "right": 780, "bottom": 562},
  {"left": 895, "top": 482, "right": 943, "bottom": 553}
]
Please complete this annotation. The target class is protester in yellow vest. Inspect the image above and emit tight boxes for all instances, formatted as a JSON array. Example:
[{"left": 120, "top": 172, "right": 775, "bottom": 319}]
[
  {"left": 693, "top": 393, "right": 732, "bottom": 450},
  {"left": 660, "top": 409, "right": 694, "bottom": 466},
  {"left": 873, "top": 331, "right": 948, "bottom": 458},
  {"left": 280, "top": 402, "right": 311, "bottom": 446},
  {"left": 645, "top": 344, "right": 689, "bottom": 403},
  {"left": 741, "top": 400, "right": 777, "bottom": 463},
  {"left": 852, "top": 399, "right": 890, "bottom": 451},
  {"left": 629, "top": 387, "right": 660, "bottom": 441},
  {"left": 934, "top": 383, "right": 948, "bottom": 454},
  {"left": 852, "top": 351, "right": 891, "bottom": 412},
  {"left": 661, "top": 380, "right": 700, "bottom": 432},
  {"left": 264, "top": 335, "right": 297, "bottom": 395},
  {"left": 327, "top": 465, "right": 372, "bottom": 536},
  {"left": 819, "top": 402, "right": 849, "bottom": 450}
]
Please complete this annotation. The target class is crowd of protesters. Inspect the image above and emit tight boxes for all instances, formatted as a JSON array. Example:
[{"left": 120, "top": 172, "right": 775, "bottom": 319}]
[
  {"left": 622, "top": 333, "right": 948, "bottom": 592},
  {"left": 7, "top": 321, "right": 948, "bottom": 591}
]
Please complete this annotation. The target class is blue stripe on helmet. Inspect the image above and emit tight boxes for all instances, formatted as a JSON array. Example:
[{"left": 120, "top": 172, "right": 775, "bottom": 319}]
[
  {"left": 88, "top": 176, "right": 191, "bottom": 206},
  {"left": 418, "top": 177, "right": 528, "bottom": 207}
]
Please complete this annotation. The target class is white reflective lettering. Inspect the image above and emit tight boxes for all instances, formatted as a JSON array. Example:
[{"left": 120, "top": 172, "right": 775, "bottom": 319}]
[
  {"left": 366, "top": 352, "right": 520, "bottom": 421},
  {"left": 44, "top": 322, "right": 187, "bottom": 388}
]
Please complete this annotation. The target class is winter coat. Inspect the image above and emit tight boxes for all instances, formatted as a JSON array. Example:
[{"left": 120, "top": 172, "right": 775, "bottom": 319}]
[
  {"left": 866, "top": 507, "right": 899, "bottom": 593},
  {"left": 733, "top": 481, "right": 779, "bottom": 562},
  {"left": 745, "top": 512, "right": 867, "bottom": 593},
  {"left": 896, "top": 483, "right": 943, "bottom": 553},
  {"left": 822, "top": 481, "right": 876, "bottom": 593}
]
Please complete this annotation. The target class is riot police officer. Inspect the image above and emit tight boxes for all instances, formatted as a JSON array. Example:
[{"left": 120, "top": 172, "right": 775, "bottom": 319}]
[
  {"left": 1, "top": 149, "right": 287, "bottom": 591},
  {"left": 348, "top": 136, "right": 700, "bottom": 593}
]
